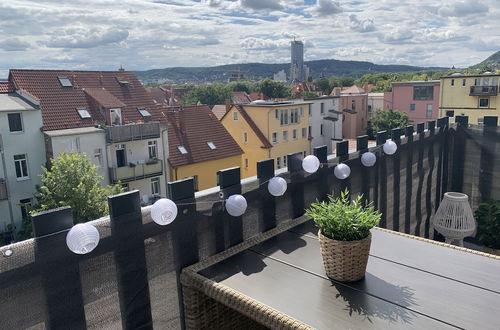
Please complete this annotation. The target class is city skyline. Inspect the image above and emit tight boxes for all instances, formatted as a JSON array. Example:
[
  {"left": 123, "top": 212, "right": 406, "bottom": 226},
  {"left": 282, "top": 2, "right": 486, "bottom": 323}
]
[{"left": 0, "top": 0, "right": 499, "bottom": 77}]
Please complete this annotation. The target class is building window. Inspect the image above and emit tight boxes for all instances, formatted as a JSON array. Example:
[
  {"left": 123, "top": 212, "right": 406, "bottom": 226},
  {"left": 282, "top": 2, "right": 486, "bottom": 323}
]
[
  {"left": 413, "top": 86, "right": 434, "bottom": 100},
  {"left": 451, "top": 79, "right": 455, "bottom": 86},
  {"left": 244, "top": 158, "right": 249, "bottom": 169},
  {"left": 19, "top": 198, "right": 32, "bottom": 219},
  {"left": 308, "top": 126, "right": 312, "bottom": 137},
  {"left": 272, "top": 132, "right": 278, "bottom": 143},
  {"left": 233, "top": 111, "right": 238, "bottom": 120},
  {"left": 277, "top": 157, "right": 281, "bottom": 169},
  {"left": 426, "top": 104, "right": 433, "bottom": 118},
  {"left": 283, "top": 155, "right": 287, "bottom": 167},
  {"left": 292, "top": 129, "right": 298, "bottom": 140},
  {"left": 368, "top": 105, "right": 372, "bottom": 113},
  {"left": 207, "top": 141, "right": 216, "bottom": 150},
  {"left": 77, "top": 108, "right": 92, "bottom": 119},
  {"left": 177, "top": 145, "right": 188, "bottom": 155},
  {"left": 300, "top": 107, "right": 304, "bottom": 117},
  {"left": 151, "top": 177, "right": 160, "bottom": 196},
  {"left": 351, "top": 100, "right": 356, "bottom": 112},
  {"left": 446, "top": 110, "right": 455, "bottom": 117},
  {"left": 483, "top": 78, "right": 489, "bottom": 86},
  {"left": 14, "top": 154, "right": 29, "bottom": 180},
  {"left": 243, "top": 132, "right": 248, "bottom": 143},
  {"left": 116, "top": 144, "right": 127, "bottom": 167},
  {"left": 283, "top": 130, "right": 288, "bottom": 142},
  {"left": 478, "top": 117, "right": 484, "bottom": 126},
  {"left": 110, "top": 109, "right": 122, "bottom": 125},
  {"left": 70, "top": 137, "right": 80, "bottom": 153},
  {"left": 303, "top": 151, "right": 307, "bottom": 158},
  {"left": 462, "top": 79, "right": 466, "bottom": 87},
  {"left": 94, "top": 148, "right": 103, "bottom": 167},
  {"left": 474, "top": 78, "right": 480, "bottom": 86},
  {"left": 302, "top": 127, "right": 307, "bottom": 138},
  {"left": 492, "top": 78, "right": 499, "bottom": 86},
  {"left": 320, "top": 124, "right": 324, "bottom": 136},
  {"left": 275, "top": 109, "right": 279, "bottom": 120},
  {"left": 479, "top": 98, "right": 489, "bottom": 108},
  {"left": 138, "top": 107, "right": 151, "bottom": 118},
  {"left": 8, "top": 113, "right": 23, "bottom": 132},
  {"left": 290, "top": 108, "right": 299, "bottom": 124},
  {"left": 192, "top": 175, "right": 199, "bottom": 192},
  {"left": 148, "top": 141, "right": 157, "bottom": 159},
  {"left": 409, "top": 104, "right": 416, "bottom": 112},
  {"left": 320, "top": 103, "right": 325, "bottom": 114},
  {"left": 121, "top": 183, "right": 129, "bottom": 192},
  {"left": 58, "top": 76, "right": 72, "bottom": 87}
]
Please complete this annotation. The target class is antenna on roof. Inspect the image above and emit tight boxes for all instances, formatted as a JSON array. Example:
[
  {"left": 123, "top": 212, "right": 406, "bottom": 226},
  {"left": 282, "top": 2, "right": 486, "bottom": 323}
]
[{"left": 119, "top": 65, "right": 125, "bottom": 72}]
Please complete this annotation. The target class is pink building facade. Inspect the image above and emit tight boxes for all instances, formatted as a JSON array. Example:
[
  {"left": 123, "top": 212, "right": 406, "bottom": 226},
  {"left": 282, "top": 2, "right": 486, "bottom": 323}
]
[{"left": 391, "top": 81, "right": 440, "bottom": 123}]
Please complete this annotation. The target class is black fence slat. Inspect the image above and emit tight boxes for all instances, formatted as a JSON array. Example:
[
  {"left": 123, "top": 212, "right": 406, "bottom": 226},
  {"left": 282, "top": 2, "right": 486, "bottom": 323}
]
[
  {"left": 313, "top": 145, "right": 329, "bottom": 202},
  {"left": 257, "top": 159, "right": 277, "bottom": 231},
  {"left": 451, "top": 116, "right": 468, "bottom": 192},
  {"left": 478, "top": 116, "right": 498, "bottom": 201},
  {"left": 287, "top": 152, "right": 305, "bottom": 218},
  {"left": 218, "top": 167, "right": 243, "bottom": 248},
  {"left": 391, "top": 128, "right": 402, "bottom": 232},
  {"left": 404, "top": 125, "right": 414, "bottom": 234},
  {"left": 376, "top": 131, "right": 388, "bottom": 228},
  {"left": 335, "top": 141, "right": 350, "bottom": 195},
  {"left": 357, "top": 136, "right": 370, "bottom": 201},
  {"left": 424, "top": 122, "right": 436, "bottom": 239},
  {"left": 414, "top": 126, "right": 426, "bottom": 237}
]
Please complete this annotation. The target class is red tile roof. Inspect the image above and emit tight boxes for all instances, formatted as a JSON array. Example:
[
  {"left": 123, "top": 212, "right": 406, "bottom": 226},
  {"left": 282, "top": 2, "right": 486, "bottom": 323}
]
[
  {"left": 147, "top": 85, "right": 191, "bottom": 106},
  {"left": 249, "top": 92, "right": 268, "bottom": 101},
  {"left": 9, "top": 69, "right": 160, "bottom": 131},
  {"left": 223, "top": 105, "right": 272, "bottom": 149},
  {"left": 211, "top": 104, "right": 228, "bottom": 120},
  {"left": 231, "top": 91, "right": 252, "bottom": 104},
  {"left": 0, "top": 81, "right": 14, "bottom": 93},
  {"left": 339, "top": 85, "right": 366, "bottom": 94},
  {"left": 164, "top": 105, "right": 243, "bottom": 167}
]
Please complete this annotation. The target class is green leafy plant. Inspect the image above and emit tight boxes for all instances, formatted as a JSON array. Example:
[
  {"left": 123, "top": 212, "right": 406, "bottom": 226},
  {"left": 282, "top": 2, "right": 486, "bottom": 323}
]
[
  {"left": 305, "top": 190, "right": 381, "bottom": 241},
  {"left": 475, "top": 200, "right": 500, "bottom": 249}
]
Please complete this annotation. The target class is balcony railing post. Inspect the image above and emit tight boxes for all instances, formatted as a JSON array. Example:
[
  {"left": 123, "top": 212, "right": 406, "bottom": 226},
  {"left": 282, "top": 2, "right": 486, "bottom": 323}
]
[
  {"left": 108, "top": 191, "right": 153, "bottom": 329},
  {"left": 404, "top": 125, "right": 414, "bottom": 234},
  {"left": 424, "top": 120, "right": 436, "bottom": 238},
  {"left": 313, "top": 145, "right": 329, "bottom": 202},
  {"left": 414, "top": 123, "right": 426, "bottom": 237},
  {"left": 356, "top": 136, "right": 370, "bottom": 202},
  {"left": 478, "top": 116, "right": 498, "bottom": 202},
  {"left": 391, "top": 128, "right": 403, "bottom": 232},
  {"left": 375, "top": 131, "right": 387, "bottom": 228},
  {"left": 335, "top": 140, "right": 350, "bottom": 197},
  {"left": 287, "top": 152, "right": 305, "bottom": 218},
  {"left": 31, "top": 207, "right": 87, "bottom": 330},
  {"left": 217, "top": 167, "right": 243, "bottom": 249},
  {"left": 168, "top": 178, "right": 198, "bottom": 330},
  {"left": 257, "top": 159, "right": 277, "bottom": 231}
]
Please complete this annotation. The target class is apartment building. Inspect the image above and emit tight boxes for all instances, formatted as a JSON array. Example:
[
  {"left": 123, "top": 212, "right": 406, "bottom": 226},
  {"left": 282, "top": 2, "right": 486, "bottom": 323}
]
[
  {"left": 221, "top": 101, "right": 311, "bottom": 178},
  {"left": 440, "top": 73, "right": 499, "bottom": 125},
  {"left": 391, "top": 81, "right": 440, "bottom": 123},
  {"left": 0, "top": 85, "right": 45, "bottom": 233},
  {"left": 332, "top": 86, "right": 369, "bottom": 139},
  {"left": 8, "top": 69, "right": 169, "bottom": 205}
]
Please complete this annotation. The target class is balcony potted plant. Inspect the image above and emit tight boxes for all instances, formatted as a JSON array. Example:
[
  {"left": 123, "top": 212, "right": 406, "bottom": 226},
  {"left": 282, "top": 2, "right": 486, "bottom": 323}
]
[
  {"left": 475, "top": 200, "right": 500, "bottom": 256},
  {"left": 306, "top": 189, "right": 381, "bottom": 282}
]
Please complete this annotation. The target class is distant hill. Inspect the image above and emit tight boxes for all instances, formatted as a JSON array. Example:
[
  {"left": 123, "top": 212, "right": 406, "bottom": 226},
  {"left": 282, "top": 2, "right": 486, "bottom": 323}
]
[
  {"left": 469, "top": 51, "right": 500, "bottom": 71},
  {"left": 135, "top": 59, "right": 446, "bottom": 83}
]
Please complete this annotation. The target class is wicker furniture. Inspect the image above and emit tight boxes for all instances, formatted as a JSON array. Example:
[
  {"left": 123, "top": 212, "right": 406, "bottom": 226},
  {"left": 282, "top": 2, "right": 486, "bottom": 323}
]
[{"left": 181, "top": 220, "right": 500, "bottom": 330}]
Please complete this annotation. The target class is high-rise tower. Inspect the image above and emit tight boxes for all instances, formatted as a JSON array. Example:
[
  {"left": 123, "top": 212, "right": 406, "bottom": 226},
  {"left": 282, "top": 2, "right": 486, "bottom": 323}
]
[{"left": 290, "top": 40, "right": 304, "bottom": 82}]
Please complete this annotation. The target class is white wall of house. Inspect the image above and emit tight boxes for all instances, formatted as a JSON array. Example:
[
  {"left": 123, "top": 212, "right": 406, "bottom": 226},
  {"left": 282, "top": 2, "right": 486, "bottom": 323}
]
[
  {"left": 0, "top": 94, "right": 45, "bottom": 232},
  {"left": 296, "top": 97, "right": 342, "bottom": 155}
]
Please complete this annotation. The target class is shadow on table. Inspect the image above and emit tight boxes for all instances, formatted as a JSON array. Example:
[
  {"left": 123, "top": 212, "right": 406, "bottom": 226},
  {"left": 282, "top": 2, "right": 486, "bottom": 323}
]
[
  {"left": 331, "top": 273, "right": 418, "bottom": 325},
  {"left": 200, "top": 251, "right": 268, "bottom": 281}
]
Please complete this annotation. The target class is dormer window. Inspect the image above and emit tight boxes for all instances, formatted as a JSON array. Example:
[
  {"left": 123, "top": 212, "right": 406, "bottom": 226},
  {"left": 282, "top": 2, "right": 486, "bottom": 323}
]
[
  {"left": 110, "top": 108, "right": 122, "bottom": 125},
  {"left": 58, "top": 76, "right": 72, "bottom": 87},
  {"left": 207, "top": 141, "right": 216, "bottom": 150},
  {"left": 177, "top": 146, "right": 188, "bottom": 155},
  {"left": 116, "top": 77, "right": 130, "bottom": 86},
  {"left": 138, "top": 107, "right": 151, "bottom": 118},
  {"left": 76, "top": 108, "right": 91, "bottom": 119}
]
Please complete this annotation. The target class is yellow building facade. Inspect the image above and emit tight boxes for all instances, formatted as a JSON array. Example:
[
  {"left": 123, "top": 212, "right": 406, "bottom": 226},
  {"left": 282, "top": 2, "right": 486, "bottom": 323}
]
[
  {"left": 440, "top": 73, "right": 499, "bottom": 125},
  {"left": 221, "top": 103, "right": 312, "bottom": 178}
]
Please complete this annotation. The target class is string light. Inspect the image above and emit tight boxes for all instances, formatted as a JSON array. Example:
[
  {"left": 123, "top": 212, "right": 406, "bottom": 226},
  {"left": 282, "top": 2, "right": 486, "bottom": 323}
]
[
  {"left": 66, "top": 223, "right": 100, "bottom": 255},
  {"left": 361, "top": 152, "right": 376, "bottom": 167},
  {"left": 268, "top": 176, "right": 287, "bottom": 196},
  {"left": 151, "top": 198, "right": 178, "bottom": 225},
  {"left": 302, "top": 155, "right": 320, "bottom": 173},
  {"left": 225, "top": 194, "right": 247, "bottom": 217},
  {"left": 383, "top": 140, "right": 398, "bottom": 155},
  {"left": 334, "top": 163, "right": 351, "bottom": 180}
]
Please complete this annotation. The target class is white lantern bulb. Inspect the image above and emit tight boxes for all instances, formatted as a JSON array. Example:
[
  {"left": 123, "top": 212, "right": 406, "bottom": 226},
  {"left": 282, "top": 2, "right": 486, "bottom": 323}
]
[
  {"left": 151, "top": 198, "right": 178, "bottom": 225},
  {"left": 302, "top": 155, "right": 320, "bottom": 173},
  {"left": 66, "top": 223, "right": 100, "bottom": 255},
  {"left": 268, "top": 176, "right": 287, "bottom": 197},
  {"left": 334, "top": 163, "right": 351, "bottom": 180},
  {"left": 361, "top": 152, "right": 377, "bottom": 167},
  {"left": 226, "top": 194, "right": 247, "bottom": 217},
  {"left": 383, "top": 140, "right": 398, "bottom": 155}
]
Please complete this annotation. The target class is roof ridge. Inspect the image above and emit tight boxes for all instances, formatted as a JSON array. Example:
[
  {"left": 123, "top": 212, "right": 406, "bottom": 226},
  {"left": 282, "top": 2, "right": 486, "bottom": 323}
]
[{"left": 234, "top": 105, "right": 272, "bottom": 149}]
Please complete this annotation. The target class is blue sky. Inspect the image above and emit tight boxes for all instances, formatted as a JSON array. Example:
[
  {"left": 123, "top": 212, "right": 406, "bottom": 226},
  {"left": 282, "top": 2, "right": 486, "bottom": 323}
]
[{"left": 0, "top": 0, "right": 498, "bottom": 77}]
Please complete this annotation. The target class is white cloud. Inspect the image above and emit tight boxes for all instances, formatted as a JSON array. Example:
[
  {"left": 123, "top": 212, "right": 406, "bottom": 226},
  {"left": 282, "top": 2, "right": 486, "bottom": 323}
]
[
  {"left": 45, "top": 27, "right": 129, "bottom": 48},
  {"left": 349, "top": 15, "right": 376, "bottom": 33},
  {"left": 306, "top": 0, "right": 342, "bottom": 17},
  {"left": 240, "top": 37, "right": 288, "bottom": 50},
  {"left": 0, "top": 38, "right": 31, "bottom": 51},
  {"left": 240, "top": 0, "right": 284, "bottom": 11},
  {"left": 438, "top": 0, "right": 488, "bottom": 17}
]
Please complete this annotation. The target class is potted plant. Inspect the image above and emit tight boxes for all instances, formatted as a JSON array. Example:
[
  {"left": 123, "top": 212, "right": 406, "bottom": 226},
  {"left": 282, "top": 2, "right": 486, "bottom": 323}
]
[
  {"left": 305, "top": 189, "right": 381, "bottom": 282},
  {"left": 475, "top": 200, "right": 500, "bottom": 256}
]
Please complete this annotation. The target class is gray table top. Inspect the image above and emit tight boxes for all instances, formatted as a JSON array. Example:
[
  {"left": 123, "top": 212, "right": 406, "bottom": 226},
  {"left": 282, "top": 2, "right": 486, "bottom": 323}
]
[{"left": 199, "top": 222, "right": 500, "bottom": 330}]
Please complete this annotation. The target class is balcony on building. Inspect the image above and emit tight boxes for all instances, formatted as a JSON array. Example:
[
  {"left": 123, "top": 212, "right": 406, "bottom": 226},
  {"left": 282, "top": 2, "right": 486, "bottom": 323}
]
[
  {"left": 105, "top": 122, "right": 161, "bottom": 143},
  {"left": 109, "top": 159, "right": 163, "bottom": 183},
  {"left": 0, "top": 178, "right": 7, "bottom": 200},
  {"left": 469, "top": 85, "right": 498, "bottom": 96}
]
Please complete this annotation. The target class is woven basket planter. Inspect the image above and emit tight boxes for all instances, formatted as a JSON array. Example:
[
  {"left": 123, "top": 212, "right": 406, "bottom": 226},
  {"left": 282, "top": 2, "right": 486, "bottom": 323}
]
[{"left": 318, "top": 230, "right": 371, "bottom": 282}]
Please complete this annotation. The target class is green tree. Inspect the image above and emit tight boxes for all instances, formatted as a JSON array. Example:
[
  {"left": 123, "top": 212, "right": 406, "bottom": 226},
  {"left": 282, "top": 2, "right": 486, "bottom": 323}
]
[
  {"left": 315, "top": 77, "right": 330, "bottom": 94},
  {"left": 228, "top": 80, "right": 255, "bottom": 94},
  {"left": 144, "top": 82, "right": 160, "bottom": 88},
  {"left": 183, "top": 83, "right": 231, "bottom": 106},
  {"left": 34, "top": 153, "right": 124, "bottom": 223},
  {"left": 329, "top": 76, "right": 355, "bottom": 88},
  {"left": 299, "top": 91, "right": 319, "bottom": 98},
  {"left": 367, "top": 109, "right": 411, "bottom": 139},
  {"left": 257, "top": 78, "right": 291, "bottom": 98}
]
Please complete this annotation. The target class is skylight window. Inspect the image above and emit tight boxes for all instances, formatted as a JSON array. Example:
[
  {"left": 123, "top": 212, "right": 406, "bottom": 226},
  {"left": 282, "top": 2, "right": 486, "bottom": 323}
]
[
  {"left": 177, "top": 146, "right": 188, "bottom": 155},
  {"left": 207, "top": 141, "right": 217, "bottom": 150},
  {"left": 76, "top": 108, "right": 91, "bottom": 119},
  {"left": 58, "top": 76, "right": 72, "bottom": 87},
  {"left": 138, "top": 107, "right": 151, "bottom": 117},
  {"left": 116, "top": 77, "right": 130, "bottom": 86}
]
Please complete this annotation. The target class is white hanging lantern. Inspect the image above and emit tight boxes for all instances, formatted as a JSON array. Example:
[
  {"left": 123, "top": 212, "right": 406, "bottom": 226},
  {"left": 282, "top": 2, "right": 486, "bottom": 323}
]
[
  {"left": 226, "top": 194, "right": 247, "bottom": 217},
  {"left": 151, "top": 198, "right": 178, "bottom": 225},
  {"left": 302, "top": 155, "right": 320, "bottom": 173},
  {"left": 361, "top": 152, "right": 376, "bottom": 167},
  {"left": 66, "top": 223, "right": 100, "bottom": 255},
  {"left": 334, "top": 163, "right": 351, "bottom": 180},
  {"left": 433, "top": 192, "right": 476, "bottom": 246},
  {"left": 268, "top": 176, "right": 287, "bottom": 197},
  {"left": 383, "top": 140, "right": 398, "bottom": 155}
]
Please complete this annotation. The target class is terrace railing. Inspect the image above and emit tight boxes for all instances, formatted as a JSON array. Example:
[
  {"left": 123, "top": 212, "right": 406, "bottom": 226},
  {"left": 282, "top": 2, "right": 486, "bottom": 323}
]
[
  {"left": 105, "top": 122, "right": 161, "bottom": 143},
  {"left": 1, "top": 116, "right": 499, "bottom": 329}
]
